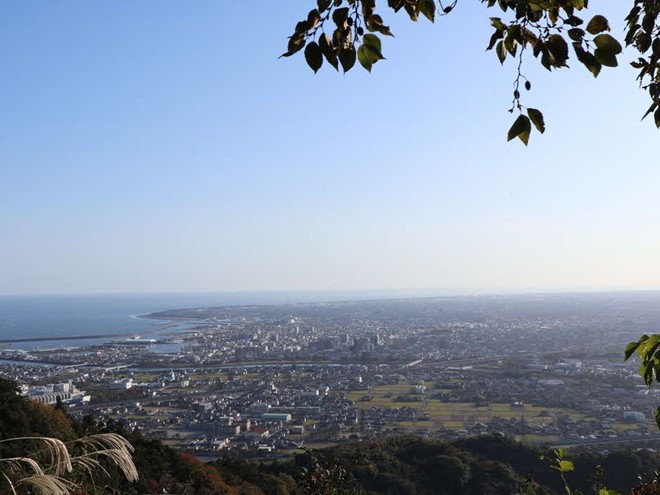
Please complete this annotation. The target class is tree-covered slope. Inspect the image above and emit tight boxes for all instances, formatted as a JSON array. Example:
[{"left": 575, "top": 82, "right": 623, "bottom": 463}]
[{"left": 2, "top": 377, "right": 659, "bottom": 494}]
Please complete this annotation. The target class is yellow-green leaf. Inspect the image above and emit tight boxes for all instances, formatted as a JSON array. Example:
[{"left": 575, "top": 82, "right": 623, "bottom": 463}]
[
  {"left": 507, "top": 114, "right": 531, "bottom": 145},
  {"left": 527, "top": 108, "right": 545, "bottom": 133}
]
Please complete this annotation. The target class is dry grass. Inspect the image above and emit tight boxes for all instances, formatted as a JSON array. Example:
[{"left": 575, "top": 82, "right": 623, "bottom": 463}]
[{"left": 0, "top": 433, "right": 138, "bottom": 495}]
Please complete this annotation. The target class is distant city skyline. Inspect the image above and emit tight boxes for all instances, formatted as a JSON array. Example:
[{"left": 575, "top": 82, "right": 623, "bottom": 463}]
[{"left": 2, "top": 2, "right": 659, "bottom": 295}]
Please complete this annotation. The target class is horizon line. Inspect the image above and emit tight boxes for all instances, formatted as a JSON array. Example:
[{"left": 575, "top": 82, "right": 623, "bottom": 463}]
[{"left": 2, "top": 286, "right": 660, "bottom": 299}]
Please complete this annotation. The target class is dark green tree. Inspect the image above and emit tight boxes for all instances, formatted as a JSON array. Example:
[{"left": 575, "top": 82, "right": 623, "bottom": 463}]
[{"left": 295, "top": 450, "right": 362, "bottom": 495}]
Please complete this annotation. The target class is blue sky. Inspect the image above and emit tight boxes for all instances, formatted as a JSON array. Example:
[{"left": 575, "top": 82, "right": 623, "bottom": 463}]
[{"left": 2, "top": 1, "right": 659, "bottom": 295}]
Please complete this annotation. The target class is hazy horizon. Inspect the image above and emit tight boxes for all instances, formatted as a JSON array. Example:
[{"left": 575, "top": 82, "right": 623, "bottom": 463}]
[{"left": 3, "top": 286, "right": 660, "bottom": 299}]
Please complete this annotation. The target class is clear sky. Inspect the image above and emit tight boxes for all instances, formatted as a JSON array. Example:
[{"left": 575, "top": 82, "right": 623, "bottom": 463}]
[{"left": 2, "top": 1, "right": 659, "bottom": 296}]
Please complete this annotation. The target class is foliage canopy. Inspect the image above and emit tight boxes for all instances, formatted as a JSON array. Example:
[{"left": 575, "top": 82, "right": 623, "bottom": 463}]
[
  {"left": 625, "top": 334, "right": 660, "bottom": 430},
  {"left": 283, "top": 0, "right": 660, "bottom": 143}
]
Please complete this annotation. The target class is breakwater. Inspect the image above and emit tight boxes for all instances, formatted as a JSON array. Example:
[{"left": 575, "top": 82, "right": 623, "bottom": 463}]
[{"left": 0, "top": 333, "right": 133, "bottom": 344}]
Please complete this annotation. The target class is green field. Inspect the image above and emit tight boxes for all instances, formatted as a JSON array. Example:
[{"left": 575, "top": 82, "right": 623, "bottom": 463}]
[
  {"left": 347, "top": 381, "right": 593, "bottom": 434},
  {"left": 235, "top": 372, "right": 261, "bottom": 381}
]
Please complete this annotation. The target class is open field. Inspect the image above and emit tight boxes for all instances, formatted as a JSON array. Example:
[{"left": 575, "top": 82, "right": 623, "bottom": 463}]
[
  {"left": 187, "top": 371, "right": 229, "bottom": 381},
  {"left": 235, "top": 372, "right": 261, "bottom": 381},
  {"left": 346, "top": 380, "right": 594, "bottom": 434}
]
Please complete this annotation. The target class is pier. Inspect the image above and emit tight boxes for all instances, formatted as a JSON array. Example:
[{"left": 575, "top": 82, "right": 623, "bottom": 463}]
[{"left": 0, "top": 333, "right": 133, "bottom": 344}]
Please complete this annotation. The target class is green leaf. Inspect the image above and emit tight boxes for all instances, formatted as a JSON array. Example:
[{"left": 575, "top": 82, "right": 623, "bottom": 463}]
[
  {"left": 546, "top": 34, "right": 569, "bottom": 67},
  {"left": 357, "top": 45, "right": 380, "bottom": 72},
  {"left": 565, "top": 15, "right": 584, "bottom": 27},
  {"left": 507, "top": 114, "right": 531, "bottom": 145},
  {"left": 523, "top": 28, "right": 538, "bottom": 45},
  {"left": 357, "top": 45, "right": 372, "bottom": 71},
  {"left": 366, "top": 14, "right": 394, "bottom": 36},
  {"left": 505, "top": 25, "right": 520, "bottom": 56},
  {"left": 362, "top": 33, "right": 382, "bottom": 52},
  {"left": 357, "top": 45, "right": 374, "bottom": 72},
  {"left": 294, "top": 20, "right": 311, "bottom": 35},
  {"left": 388, "top": 0, "right": 406, "bottom": 12},
  {"left": 586, "top": 15, "right": 610, "bottom": 35},
  {"left": 594, "top": 48, "right": 617, "bottom": 67},
  {"left": 639, "top": 361, "right": 655, "bottom": 386},
  {"left": 317, "top": 0, "right": 331, "bottom": 11},
  {"left": 487, "top": 29, "right": 504, "bottom": 51},
  {"left": 636, "top": 32, "right": 652, "bottom": 53},
  {"left": 419, "top": 0, "right": 436, "bottom": 22},
  {"left": 307, "top": 9, "right": 321, "bottom": 29},
  {"left": 319, "top": 34, "right": 339, "bottom": 70},
  {"left": 332, "top": 7, "right": 349, "bottom": 28},
  {"left": 593, "top": 34, "right": 623, "bottom": 54},
  {"left": 496, "top": 40, "right": 507, "bottom": 64},
  {"left": 625, "top": 341, "right": 641, "bottom": 361},
  {"left": 304, "top": 42, "right": 323, "bottom": 73},
  {"left": 643, "top": 13, "right": 655, "bottom": 34},
  {"left": 637, "top": 335, "right": 660, "bottom": 360},
  {"left": 338, "top": 46, "right": 356, "bottom": 72},
  {"left": 527, "top": 108, "right": 545, "bottom": 133},
  {"left": 362, "top": 0, "right": 376, "bottom": 17},
  {"left": 404, "top": 2, "right": 419, "bottom": 21},
  {"left": 655, "top": 407, "right": 660, "bottom": 430},
  {"left": 280, "top": 35, "right": 306, "bottom": 58},
  {"left": 568, "top": 28, "right": 585, "bottom": 42},
  {"left": 559, "top": 460, "right": 574, "bottom": 473},
  {"left": 490, "top": 17, "right": 507, "bottom": 30},
  {"left": 358, "top": 34, "right": 384, "bottom": 72},
  {"left": 573, "top": 43, "right": 602, "bottom": 77},
  {"left": 641, "top": 102, "right": 657, "bottom": 121}
]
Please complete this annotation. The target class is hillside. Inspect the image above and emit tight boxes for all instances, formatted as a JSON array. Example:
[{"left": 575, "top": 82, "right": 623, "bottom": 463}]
[{"left": 1, "top": 377, "right": 659, "bottom": 494}]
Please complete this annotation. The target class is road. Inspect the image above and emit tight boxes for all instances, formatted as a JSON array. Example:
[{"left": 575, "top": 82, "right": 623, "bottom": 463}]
[{"left": 551, "top": 433, "right": 660, "bottom": 449}]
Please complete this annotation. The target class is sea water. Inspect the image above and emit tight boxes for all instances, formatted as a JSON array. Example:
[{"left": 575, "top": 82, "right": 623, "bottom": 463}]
[{"left": 0, "top": 290, "right": 437, "bottom": 351}]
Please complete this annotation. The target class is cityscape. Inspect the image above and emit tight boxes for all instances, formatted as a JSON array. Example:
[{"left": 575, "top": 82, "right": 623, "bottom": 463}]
[{"left": 3, "top": 291, "right": 660, "bottom": 461}]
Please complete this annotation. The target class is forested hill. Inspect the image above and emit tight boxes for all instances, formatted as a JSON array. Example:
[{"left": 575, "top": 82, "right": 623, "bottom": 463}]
[{"left": 1, "top": 377, "right": 659, "bottom": 494}]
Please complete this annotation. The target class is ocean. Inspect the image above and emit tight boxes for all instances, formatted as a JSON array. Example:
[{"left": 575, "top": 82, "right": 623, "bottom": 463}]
[
  {"left": 0, "top": 290, "right": 448, "bottom": 351},
  {"left": 0, "top": 292, "right": 321, "bottom": 351}
]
